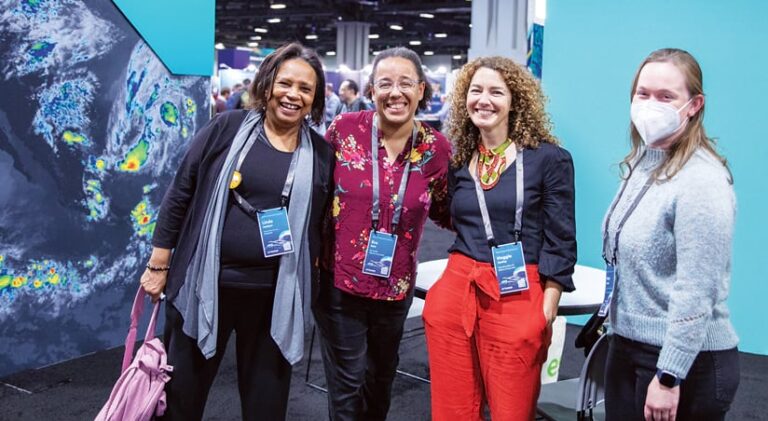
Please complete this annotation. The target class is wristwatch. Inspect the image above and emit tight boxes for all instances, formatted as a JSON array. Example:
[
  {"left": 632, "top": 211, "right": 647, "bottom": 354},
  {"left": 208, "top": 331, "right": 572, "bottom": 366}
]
[{"left": 656, "top": 369, "right": 682, "bottom": 388}]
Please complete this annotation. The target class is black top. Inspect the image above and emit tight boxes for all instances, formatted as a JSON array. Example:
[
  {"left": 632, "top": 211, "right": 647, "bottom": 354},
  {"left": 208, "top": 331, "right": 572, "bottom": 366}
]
[
  {"left": 219, "top": 130, "right": 293, "bottom": 288},
  {"left": 152, "top": 110, "right": 334, "bottom": 301},
  {"left": 447, "top": 142, "right": 577, "bottom": 291}
]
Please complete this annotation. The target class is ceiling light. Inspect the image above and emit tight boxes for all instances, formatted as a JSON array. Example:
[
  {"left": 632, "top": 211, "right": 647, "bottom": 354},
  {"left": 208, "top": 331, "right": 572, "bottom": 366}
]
[
  {"left": 214, "top": 43, "right": 225, "bottom": 50},
  {"left": 250, "top": 35, "right": 262, "bottom": 40},
  {"left": 424, "top": 51, "right": 434, "bottom": 56},
  {"left": 254, "top": 27, "right": 268, "bottom": 33},
  {"left": 453, "top": 55, "right": 462, "bottom": 59},
  {"left": 372, "top": 51, "right": 380, "bottom": 56},
  {"left": 409, "top": 40, "right": 421, "bottom": 46},
  {"left": 420, "top": 13, "right": 434, "bottom": 18},
  {"left": 469, "top": 23, "right": 472, "bottom": 28},
  {"left": 437, "top": 66, "right": 448, "bottom": 73},
  {"left": 267, "top": 18, "right": 281, "bottom": 23},
  {"left": 305, "top": 34, "right": 318, "bottom": 40},
  {"left": 326, "top": 51, "right": 336, "bottom": 56},
  {"left": 270, "top": 3, "right": 286, "bottom": 9},
  {"left": 435, "top": 33, "right": 447, "bottom": 38},
  {"left": 236, "top": 46, "right": 252, "bottom": 51},
  {"left": 368, "top": 34, "right": 380, "bottom": 39},
  {"left": 390, "top": 24, "right": 403, "bottom": 31},
  {"left": 248, "top": 42, "right": 259, "bottom": 47}
]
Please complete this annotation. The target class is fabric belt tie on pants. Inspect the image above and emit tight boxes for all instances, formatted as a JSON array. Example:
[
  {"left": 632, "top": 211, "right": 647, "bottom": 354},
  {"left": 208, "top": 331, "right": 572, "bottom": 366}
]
[{"left": 457, "top": 253, "right": 540, "bottom": 338}]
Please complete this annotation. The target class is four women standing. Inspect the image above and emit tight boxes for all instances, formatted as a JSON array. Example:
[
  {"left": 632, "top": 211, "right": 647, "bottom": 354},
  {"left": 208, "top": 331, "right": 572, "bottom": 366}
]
[{"left": 142, "top": 41, "right": 739, "bottom": 420}]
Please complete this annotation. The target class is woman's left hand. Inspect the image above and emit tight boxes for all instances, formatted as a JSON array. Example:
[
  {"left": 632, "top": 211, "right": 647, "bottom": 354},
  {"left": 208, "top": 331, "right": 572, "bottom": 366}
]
[
  {"left": 542, "top": 280, "right": 563, "bottom": 327},
  {"left": 542, "top": 301, "right": 558, "bottom": 326},
  {"left": 644, "top": 376, "right": 680, "bottom": 421}
]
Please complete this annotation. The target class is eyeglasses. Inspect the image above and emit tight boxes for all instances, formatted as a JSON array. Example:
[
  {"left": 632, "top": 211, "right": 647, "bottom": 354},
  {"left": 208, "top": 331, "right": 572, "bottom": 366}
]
[{"left": 373, "top": 78, "right": 421, "bottom": 93}]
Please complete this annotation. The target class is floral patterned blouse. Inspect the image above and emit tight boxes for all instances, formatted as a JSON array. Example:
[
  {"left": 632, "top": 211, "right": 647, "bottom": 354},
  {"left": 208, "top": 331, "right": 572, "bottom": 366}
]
[{"left": 325, "top": 110, "right": 452, "bottom": 300}]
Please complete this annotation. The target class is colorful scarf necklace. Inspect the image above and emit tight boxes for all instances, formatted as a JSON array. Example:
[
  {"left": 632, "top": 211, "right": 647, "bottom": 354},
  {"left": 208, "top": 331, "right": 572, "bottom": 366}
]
[{"left": 477, "top": 138, "right": 514, "bottom": 190}]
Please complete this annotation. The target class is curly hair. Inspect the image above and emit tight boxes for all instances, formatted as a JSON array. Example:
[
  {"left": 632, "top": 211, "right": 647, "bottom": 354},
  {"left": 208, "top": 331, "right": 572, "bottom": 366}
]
[{"left": 447, "top": 56, "right": 557, "bottom": 167}]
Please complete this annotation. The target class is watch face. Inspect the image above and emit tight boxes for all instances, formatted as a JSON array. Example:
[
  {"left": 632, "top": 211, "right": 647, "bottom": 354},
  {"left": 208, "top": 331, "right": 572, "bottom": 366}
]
[{"left": 658, "top": 371, "right": 678, "bottom": 388}]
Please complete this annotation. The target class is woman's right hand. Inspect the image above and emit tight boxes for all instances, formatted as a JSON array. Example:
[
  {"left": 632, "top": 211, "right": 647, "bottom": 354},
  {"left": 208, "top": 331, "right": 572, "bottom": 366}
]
[{"left": 140, "top": 268, "right": 167, "bottom": 302}]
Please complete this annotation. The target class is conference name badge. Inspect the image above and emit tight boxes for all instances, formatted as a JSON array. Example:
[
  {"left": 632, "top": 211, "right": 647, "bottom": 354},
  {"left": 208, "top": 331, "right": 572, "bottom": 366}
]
[
  {"left": 362, "top": 231, "right": 398, "bottom": 278},
  {"left": 256, "top": 207, "right": 295, "bottom": 258},
  {"left": 491, "top": 242, "right": 529, "bottom": 294},
  {"left": 598, "top": 264, "right": 615, "bottom": 317}
]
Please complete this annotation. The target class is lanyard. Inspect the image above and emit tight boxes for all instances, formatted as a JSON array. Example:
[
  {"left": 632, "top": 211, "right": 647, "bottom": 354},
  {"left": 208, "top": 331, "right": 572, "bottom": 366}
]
[
  {"left": 471, "top": 146, "right": 524, "bottom": 247},
  {"left": 231, "top": 123, "right": 300, "bottom": 215},
  {"left": 370, "top": 114, "right": 418, "bottom": 232},
  {"left": 602, "top": 151, "right": 653, "bottom": 264}
]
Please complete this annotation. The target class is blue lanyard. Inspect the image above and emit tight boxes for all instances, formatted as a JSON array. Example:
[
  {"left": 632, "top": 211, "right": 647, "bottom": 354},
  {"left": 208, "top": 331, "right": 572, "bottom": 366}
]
[
  {"left": 370, "top": 115, "right": 419, "bottom": 232},
  {"left": 602, "top": 151, "right": 653, "bottom": 264},
  {"left": 231, "top": 123, "right": 300, "bottom": 214},
  {"left": 471, "top": 147, "right": 524, "bottom": 247}
]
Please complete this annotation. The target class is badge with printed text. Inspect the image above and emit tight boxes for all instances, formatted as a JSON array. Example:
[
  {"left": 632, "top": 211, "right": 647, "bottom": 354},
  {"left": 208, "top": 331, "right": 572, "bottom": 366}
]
[
  {"left": 362, "top": 231, "right": 398, "bottom": 278},
  {"left": 598, "top": 264, "right": 616, "bottom": 317},
  {"left": 492, "top": 242, "right": 529, "bottom": 294},
  {"left": 256, "top": 207, "right": 295, "bottom": 258}
]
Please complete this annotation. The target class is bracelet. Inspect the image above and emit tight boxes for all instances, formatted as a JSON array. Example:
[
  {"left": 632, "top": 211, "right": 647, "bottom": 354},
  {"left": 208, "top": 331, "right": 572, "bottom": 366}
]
[{"left": 146, "top": 263, "right": 171, "bottom": 272}]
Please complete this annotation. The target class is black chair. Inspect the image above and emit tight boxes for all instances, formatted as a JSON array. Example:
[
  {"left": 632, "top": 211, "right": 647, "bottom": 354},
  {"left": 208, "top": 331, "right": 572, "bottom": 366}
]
[{"left": 537, "top": 333, "right": 609, "bottom": 421}]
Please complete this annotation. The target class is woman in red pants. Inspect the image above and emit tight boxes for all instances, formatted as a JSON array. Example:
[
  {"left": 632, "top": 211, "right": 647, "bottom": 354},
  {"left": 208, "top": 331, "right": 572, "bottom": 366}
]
[{"left": 423, "top": 56, "right": 577, "bottom": 420}]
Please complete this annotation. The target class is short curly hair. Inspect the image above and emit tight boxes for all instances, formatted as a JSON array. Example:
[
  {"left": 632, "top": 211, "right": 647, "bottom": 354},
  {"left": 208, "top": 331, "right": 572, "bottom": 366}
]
[{"left": 447, "top": 56, "right": 557, "bottom": 167}]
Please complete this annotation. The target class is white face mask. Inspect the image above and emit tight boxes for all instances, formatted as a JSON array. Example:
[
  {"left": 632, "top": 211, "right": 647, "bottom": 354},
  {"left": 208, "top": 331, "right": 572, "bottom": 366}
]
[{"left": 630, "top": 99, "right": 692, "bottom": 145}]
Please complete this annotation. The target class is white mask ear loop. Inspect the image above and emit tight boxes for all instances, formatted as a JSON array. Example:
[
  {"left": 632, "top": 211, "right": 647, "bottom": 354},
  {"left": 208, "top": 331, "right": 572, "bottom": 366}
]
[{"left": 678, "top": 97, "right": 694, "bottom": 119}]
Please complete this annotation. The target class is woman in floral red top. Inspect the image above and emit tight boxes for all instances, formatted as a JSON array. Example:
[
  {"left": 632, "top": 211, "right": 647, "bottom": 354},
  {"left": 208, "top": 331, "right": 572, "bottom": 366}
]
[{"left": 313, "top": 47, "right": 451, "bottom": 421}]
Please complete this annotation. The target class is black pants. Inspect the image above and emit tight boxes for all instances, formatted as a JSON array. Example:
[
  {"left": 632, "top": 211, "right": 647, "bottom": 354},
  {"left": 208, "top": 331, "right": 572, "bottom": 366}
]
[
  {"left": 605, "top": 334, "right": 739, "bottom": 421},
  {"left": 312, "top": 276, "right": 414, "bottom": 421},
  {"left": 160, "top": 287, "right": 292, "bottom": 421}
]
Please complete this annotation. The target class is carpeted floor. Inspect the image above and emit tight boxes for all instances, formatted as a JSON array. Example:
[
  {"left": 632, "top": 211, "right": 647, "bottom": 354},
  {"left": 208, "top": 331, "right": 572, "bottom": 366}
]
[{"left": 2, "top": 221, "right": 766, "bottom": 420}]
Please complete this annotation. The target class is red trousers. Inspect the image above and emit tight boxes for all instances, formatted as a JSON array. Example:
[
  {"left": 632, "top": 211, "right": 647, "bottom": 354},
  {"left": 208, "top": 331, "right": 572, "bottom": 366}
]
[{"left": 423, "top": 252, "right": 551, "bottom": 421}]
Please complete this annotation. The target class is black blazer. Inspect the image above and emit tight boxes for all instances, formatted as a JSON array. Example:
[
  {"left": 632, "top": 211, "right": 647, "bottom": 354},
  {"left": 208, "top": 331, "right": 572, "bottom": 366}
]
[{"left": 152, "top": 110, "right": 334, "bottom": 301}]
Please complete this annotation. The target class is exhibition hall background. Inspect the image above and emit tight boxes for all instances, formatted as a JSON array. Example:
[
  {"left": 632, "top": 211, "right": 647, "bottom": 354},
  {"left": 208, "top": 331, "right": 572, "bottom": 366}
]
[{"left": 0, "top": 0, "right": 765, "bottom": 379}]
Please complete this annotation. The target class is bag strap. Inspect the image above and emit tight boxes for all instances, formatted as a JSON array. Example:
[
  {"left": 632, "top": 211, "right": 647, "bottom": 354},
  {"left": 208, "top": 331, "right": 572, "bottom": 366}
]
[{"left": 121, "top": 287, "right": 161, "bottom": 373}]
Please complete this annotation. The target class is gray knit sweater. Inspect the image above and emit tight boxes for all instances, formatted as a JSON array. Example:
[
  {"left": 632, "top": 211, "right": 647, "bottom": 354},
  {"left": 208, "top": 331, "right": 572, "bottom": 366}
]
[{"left": 603, "top": 147, "right": 738, "bottom": 378}]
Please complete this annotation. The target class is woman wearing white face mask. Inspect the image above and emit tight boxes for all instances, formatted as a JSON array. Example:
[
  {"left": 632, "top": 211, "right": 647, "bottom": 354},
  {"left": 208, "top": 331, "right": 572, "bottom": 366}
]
[{"left": 602, "top": 48, "right": 739, "bottom": 421}]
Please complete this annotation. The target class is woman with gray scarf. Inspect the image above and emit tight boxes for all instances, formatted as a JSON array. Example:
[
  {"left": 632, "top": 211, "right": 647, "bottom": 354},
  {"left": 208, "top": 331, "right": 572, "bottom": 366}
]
[{"left": 139, "top": 43, "right": 334, "bottom": 420}]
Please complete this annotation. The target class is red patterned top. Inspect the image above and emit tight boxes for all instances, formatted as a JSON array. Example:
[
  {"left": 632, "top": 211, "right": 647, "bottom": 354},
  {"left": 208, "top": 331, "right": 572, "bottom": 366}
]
[{"left": 325, "top": 110, "right": 452, "bottom": 300}]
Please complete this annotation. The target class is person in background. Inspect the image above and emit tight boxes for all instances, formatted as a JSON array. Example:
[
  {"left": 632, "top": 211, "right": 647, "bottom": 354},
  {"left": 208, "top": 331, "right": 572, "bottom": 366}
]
[
  {"left": 215, "top": 87, "right": 230, "bottom": 114},
  {"left": 602, "top": 48, "right": 739, "bottom": 421},
  {"left": 338, "top": 79, "right": 369, "bottom": 113},
  {"left": 139, "top": 42, "right": 333, "bottom": 420},
  {"left": 324, "top": 83, "right": 341, "bottom": 128},
  {"left": 315, "top": 47, "right": 452, "bottom": 421},
  {"left": 423, "top": 56, "right": 576, "bottom": 420},
  {"left": 225, "top": 83, "right": 243, "bottom": 110},
  {"left": 226, "top": 79, "right": 251, "bottom": 110}
]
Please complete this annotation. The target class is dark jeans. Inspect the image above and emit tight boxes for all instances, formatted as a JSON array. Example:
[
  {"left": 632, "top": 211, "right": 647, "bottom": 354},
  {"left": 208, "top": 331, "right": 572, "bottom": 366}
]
[
  {"left": 160, "top": 287, "right": 292, "bottom": 421},
  {"left": 312, "top": 275, "right": 414, "bottom": 421},
  {"left": 605, "top": 334, "right": 740, "bottom": 421}
]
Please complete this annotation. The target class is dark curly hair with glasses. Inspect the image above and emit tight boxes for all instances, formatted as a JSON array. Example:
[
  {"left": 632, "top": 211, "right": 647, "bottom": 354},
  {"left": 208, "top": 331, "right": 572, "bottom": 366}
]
[{"left": 366, "top": 47, "right": 432, "bottom": 111}]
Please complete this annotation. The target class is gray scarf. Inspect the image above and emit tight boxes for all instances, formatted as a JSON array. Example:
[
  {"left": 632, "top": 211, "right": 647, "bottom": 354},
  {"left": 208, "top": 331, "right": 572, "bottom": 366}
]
[{"left": 173, "top": 110, "right": 314, "bottom": 365}]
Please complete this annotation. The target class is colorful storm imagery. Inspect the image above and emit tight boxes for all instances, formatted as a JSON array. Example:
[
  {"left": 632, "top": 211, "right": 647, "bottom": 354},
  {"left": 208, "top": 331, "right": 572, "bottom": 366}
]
[{"left": 0, "top": 0, "right": 209, "bottom": 376}]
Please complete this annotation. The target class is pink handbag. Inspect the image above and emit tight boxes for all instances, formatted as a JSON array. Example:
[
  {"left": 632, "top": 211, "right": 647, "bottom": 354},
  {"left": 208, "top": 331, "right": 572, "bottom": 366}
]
[{"left": 95, "top": 287, "right": 173, "bottom": 421}]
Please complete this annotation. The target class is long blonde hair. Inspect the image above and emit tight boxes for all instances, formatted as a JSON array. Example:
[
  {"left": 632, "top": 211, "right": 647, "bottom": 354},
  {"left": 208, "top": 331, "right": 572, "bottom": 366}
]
[
  {"left": 447, "top": 56, "right": 558, "bottom": 168},
  {"left": 624, "top": 48, "right": 729, "bottom": 180}
]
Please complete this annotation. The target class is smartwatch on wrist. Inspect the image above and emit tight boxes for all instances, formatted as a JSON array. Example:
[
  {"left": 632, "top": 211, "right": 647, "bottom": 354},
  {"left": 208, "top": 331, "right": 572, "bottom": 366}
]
[{"left": 656, "top": 369, "right": 681, "bottom": 388}]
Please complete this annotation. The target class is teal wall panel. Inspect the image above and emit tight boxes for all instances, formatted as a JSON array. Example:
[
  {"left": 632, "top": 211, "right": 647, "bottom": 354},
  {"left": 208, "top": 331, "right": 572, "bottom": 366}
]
[
  {"left": 113, "top": 0, "right": 215, "bottom": 76},
  {"left": 543, "top": 1, "right": 768, "bottom": 354}
]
